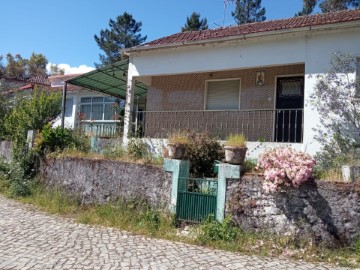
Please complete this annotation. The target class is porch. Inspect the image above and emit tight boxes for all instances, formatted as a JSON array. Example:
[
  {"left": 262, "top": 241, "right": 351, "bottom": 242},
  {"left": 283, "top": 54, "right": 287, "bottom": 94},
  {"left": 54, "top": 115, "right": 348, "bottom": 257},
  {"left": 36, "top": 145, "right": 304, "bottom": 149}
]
[{"left": 67, "top": 61, "right": 305, "bottom": 144}]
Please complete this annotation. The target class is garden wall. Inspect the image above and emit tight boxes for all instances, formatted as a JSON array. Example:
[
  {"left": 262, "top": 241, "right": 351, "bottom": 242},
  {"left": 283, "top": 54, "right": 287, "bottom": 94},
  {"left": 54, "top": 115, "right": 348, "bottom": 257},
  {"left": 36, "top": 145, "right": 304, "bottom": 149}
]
[
  {"left": 39, "top": 157, "right": 172, "bottom": 208},
  {"left": 0, "top": 140, "right": 12, "bottom": 162},
  {"left": 226, "top": 175, "right": 360, "bottom": 247}
]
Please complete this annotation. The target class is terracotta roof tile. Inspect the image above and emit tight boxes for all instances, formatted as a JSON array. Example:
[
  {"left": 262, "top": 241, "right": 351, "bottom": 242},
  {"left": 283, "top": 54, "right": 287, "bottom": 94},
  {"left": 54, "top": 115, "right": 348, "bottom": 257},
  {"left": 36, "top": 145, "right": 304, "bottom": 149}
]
[
  {"left": 25, "top": 75, "right": 51, "bottom": 86},
  {"left": 142, "top": 9, "right": 360, "bottom": 48}
]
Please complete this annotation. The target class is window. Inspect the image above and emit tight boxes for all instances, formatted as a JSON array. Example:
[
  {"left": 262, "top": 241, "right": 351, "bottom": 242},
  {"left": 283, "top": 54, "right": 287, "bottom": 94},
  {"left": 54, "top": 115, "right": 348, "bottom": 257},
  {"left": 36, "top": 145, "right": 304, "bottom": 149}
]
[
  {"left": 79, "top": 96, "right": 117, "bottom": 121},
  {"left": 65, "top": 98, "right": 73, "bottom": 117},
  {"left": 206, "top": 79, "right": 240, "bottom": 110}
]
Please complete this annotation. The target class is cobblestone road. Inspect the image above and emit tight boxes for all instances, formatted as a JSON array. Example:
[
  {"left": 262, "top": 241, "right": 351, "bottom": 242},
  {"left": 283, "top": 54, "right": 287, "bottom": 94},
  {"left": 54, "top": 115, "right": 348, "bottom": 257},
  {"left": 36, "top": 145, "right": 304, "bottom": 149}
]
[{"left": 0, "top": 195, "right": 352, "bottom": 270}]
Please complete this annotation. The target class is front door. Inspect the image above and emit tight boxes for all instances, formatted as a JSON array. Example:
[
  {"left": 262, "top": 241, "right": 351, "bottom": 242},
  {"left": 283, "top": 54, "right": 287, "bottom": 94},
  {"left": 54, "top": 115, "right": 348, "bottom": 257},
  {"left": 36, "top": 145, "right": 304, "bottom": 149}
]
[{"left": 275, "top": 76, "right": 304, "bottom": 143}]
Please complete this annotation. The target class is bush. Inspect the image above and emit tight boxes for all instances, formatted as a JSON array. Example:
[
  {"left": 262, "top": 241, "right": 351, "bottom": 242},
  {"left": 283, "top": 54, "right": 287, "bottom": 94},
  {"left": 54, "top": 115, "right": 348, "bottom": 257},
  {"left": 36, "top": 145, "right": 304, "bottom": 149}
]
[
  {"left": 310, "top": 52, "right": 360, "bottom": 170},
  {"left": 184, "top": 131, "right": 223, "bottom": 177},
  {"left": 36, "top": 124, "right": 89, "bottom": 154},
  {"left": 127, "top": 138, "right": 148, "bottom": 159},
  {"left": 243, "top": 158, "right": 257, "bottom": 173},
  {"left": 6, "top": 161, "right": 31, "bottom": 197},
  {"left": 257, "top": 147, "right": 316, "bottom": 193},
  {"left": 198, "top": 215, "right": 239, "bottom": 243}
]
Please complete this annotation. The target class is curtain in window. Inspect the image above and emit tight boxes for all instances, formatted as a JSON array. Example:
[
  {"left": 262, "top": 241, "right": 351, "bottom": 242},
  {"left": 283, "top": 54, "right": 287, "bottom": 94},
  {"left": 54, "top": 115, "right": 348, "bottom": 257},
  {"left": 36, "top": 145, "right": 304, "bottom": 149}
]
[
  {"left": 65, "top": 98, "right": 73, "bottom": 117},
  {"left": 92, "top": 104, "right": 103, "bottom": 120},
  {"left": 104, "top": 103, "right": 113, "bottom": 120},
  {"left": 80, "top": 104, "right": 91, "bottom": 120}
]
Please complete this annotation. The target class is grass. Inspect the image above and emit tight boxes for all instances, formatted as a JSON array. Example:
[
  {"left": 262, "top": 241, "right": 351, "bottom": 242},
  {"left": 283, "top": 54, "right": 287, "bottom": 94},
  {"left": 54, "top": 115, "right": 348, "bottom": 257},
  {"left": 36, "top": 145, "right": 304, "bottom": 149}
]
[
  {"left": 48, "top": 148, "right": 164, "bottom": 166},
  {"left": 0, "top": 177, "right": 359, "bottom": 268},
  {"left": 225, "top": 134, "right": 247, "bottom": 147}
]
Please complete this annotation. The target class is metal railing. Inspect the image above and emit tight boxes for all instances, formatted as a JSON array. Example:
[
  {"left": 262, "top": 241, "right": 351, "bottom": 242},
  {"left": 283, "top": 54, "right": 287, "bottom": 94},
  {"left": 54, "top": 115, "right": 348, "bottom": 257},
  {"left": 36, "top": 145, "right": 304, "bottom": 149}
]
[
  {"left": 79, "top": 121, "right": 123, "bottom": 138},
  {"left": 135, "top": 109, "right": 303, "bottom": 143}
]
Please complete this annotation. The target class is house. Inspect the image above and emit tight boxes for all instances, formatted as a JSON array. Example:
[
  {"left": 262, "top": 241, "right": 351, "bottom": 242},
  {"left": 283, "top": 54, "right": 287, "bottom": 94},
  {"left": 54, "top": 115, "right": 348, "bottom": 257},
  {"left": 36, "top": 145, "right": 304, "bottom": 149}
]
[
  {"left": 0, "top": 74, "right": 122, "bottom": 138},
  {"left": 119, "top": 9, "right": 360, "bottom": 157},
  {"left": 49, "top": 74, "right": 122, "bottom": 137},
  {"left": 65, "top": 10, "right": 360, "bottom": 157},
  {"left": 0, "top": 75, "right": 53, "bottom": 99}
]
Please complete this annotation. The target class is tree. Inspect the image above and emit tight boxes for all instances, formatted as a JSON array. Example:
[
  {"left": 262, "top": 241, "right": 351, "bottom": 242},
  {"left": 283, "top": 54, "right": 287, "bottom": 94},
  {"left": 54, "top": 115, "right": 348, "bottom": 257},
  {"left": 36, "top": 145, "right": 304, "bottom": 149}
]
[
  {"left": 48, "top": 64, "right": 65, "bottom": 76},
  {"left": 181, "top": 12, "right": 208, "bottom": 31},
  {"left": 0, "top": 55, "right": 5, "bottom": 78},
  {"left": 94, "top": 12, "right": 147, "bottom": 67},
  {"left": 297, "top": 0, "right": 360, "bottom": 16},
  {"left": 5, "top": 53, "right": 27, "bottom": 79},
  {"left": 28, "top": 53, "right": 48, "bottom": 77},
  {"left": 310, "top": 52, "right": 360, "bottom": 169},
  {"left": 231, "top": 0, "right": 266, "bottom": 25}
]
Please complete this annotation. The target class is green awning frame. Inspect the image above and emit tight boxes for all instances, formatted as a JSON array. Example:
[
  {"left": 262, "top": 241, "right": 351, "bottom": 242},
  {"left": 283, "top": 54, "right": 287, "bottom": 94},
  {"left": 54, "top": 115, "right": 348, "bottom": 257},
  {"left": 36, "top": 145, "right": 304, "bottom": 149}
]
[{"left": 66, "top": 59, "right": 147, "bottom": 99}]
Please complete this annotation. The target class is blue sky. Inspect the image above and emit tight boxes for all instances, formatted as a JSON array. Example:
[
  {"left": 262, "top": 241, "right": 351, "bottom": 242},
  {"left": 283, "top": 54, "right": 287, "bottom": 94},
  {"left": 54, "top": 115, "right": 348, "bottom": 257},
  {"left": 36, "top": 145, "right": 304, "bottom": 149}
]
[{"left": 0, "top": 0, "right": 304, "bottom": 73}]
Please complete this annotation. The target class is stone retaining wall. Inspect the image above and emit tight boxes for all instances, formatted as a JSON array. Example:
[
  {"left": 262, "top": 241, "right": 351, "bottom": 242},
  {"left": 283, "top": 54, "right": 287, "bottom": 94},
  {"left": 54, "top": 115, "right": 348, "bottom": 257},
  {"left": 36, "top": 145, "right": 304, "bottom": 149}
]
[
  {"left": 39, "top": 157, "right": 172, "bottom": 208},
  {"left": 226, "top": 175, "right": 360, "bottom": 247}
]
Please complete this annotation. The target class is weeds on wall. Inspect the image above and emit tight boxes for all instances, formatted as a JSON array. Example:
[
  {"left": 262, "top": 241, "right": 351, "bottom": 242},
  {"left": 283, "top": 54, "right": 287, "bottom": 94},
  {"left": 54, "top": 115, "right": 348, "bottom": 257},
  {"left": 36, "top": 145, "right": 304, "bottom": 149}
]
[{"left": 102, "top": 138, "right": 163, "bottom": 166}]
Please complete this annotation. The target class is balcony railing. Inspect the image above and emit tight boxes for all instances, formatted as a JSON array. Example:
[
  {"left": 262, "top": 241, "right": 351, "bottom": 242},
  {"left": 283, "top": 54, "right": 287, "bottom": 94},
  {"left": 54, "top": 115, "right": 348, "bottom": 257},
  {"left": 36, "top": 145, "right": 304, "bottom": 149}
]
[
  {"left": 79, "top": 121, "right": 123, "bottom": 138},
  {"left": 135, "top": 109, "right": 303, "bottom": 143}
]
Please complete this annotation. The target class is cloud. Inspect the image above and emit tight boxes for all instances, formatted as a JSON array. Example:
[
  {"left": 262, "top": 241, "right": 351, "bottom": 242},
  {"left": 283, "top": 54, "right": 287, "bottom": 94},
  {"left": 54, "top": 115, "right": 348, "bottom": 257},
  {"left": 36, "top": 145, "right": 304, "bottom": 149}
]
[{"left": 47, "top": 63, "right": 95, "bottom": 75}]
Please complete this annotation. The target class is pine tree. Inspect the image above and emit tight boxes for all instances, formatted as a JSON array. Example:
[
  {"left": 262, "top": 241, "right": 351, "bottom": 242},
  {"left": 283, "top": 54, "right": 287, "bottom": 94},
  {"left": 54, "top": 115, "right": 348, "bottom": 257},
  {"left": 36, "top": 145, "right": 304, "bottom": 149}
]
[
  {"left": 297, "top": 0, "right": 360, "bottom": 16},
  {"left": 231, "top": 0, "right": 266, "bottom": 25},
  {"left": 181, "top": 12, "right": 209, "bottom": 32},
  {"left": 94, "top": 12, "right": 147, "bottom": 67},
  {"left": 5, "top": 53, "right": 27, "bottom": 79},
  {"left": 28, "top": 53, "right": 48, "bottom": 77}
]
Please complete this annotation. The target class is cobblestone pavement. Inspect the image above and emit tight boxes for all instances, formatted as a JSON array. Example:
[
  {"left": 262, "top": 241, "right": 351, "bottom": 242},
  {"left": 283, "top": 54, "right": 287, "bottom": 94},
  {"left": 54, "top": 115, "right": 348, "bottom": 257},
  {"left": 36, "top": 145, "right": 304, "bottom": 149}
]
[{"left": 0, "top": 195, "right": 352, "bottom": 270}]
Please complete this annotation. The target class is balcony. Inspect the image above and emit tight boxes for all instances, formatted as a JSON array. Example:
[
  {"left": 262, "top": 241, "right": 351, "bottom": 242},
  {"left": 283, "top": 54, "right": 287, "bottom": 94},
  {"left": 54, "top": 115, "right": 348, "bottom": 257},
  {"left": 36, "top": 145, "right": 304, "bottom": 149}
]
[{"left": 79, "top": 121, "right": 122, "bottom": 138}]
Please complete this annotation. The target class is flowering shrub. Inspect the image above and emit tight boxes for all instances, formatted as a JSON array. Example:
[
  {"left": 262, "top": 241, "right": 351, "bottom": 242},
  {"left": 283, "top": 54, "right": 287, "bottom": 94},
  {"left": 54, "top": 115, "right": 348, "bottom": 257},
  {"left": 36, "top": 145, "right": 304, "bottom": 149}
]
[{"left": 257, "top": 147, "right": 316, "bottom": 193}]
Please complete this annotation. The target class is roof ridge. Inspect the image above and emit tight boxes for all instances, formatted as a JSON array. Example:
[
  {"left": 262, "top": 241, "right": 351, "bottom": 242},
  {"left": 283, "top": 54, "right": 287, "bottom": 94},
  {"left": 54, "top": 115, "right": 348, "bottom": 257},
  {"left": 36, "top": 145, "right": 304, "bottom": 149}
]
[{"left": 141, "top": 9, "right": 360, "bottom": 48}]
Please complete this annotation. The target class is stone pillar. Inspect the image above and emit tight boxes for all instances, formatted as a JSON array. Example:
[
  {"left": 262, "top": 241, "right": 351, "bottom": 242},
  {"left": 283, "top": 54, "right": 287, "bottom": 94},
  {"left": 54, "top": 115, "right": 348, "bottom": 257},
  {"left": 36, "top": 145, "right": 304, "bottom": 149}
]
[
  {"left": 26, "top": 130, "right": 37, "bottom": 150},
  {"left": 216, "top": 163, "right": 241, "bottom": 221},
  {"left": 163, "top": 158, "right": 190, "bottom": 213},
  {"left": 123, "top": 75, "right": 135, "bottom": 145}
]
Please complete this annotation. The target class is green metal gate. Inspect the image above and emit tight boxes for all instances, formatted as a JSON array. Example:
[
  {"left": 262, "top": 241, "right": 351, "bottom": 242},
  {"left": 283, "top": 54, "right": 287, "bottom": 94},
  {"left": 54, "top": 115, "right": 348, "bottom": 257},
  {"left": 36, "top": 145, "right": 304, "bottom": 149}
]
[{"left": 176, "top": 177, "right": 218, "bottom": 223}]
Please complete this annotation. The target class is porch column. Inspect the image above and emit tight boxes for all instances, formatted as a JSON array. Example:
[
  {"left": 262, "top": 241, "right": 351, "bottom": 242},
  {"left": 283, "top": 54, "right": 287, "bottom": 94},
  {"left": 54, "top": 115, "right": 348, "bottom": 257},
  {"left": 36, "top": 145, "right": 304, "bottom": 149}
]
[
  {"left": 123, "top": 75, "right": 135, "bottom": 144},
  {"left": 61, "top": 82, "right": 68, "bottom": 129}
]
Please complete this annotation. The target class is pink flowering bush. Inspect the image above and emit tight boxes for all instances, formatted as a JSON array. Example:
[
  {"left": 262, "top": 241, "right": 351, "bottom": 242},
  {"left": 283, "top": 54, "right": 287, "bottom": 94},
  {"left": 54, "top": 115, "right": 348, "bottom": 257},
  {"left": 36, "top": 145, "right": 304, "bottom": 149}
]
[{"left": 257, "top": 147, "right": 316, "bottom": 193}]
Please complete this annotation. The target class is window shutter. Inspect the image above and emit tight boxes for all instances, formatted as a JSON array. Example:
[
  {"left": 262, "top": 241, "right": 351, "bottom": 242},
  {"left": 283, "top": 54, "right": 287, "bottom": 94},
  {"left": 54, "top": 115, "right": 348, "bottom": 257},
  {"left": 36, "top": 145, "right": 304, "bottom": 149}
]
[{"left": 206, "top": 79, "right": 240, "bottom": 110}]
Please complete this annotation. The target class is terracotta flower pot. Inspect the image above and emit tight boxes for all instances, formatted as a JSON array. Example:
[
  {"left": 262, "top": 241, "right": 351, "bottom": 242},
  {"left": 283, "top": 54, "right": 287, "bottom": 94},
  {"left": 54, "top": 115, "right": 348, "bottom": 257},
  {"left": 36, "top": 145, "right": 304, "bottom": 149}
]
[
  {"left": 167, "top": 144, "right": 186, "bottom": 159},
  {"left": 224, "top": 146, "right": 247, "bottom": 165}
]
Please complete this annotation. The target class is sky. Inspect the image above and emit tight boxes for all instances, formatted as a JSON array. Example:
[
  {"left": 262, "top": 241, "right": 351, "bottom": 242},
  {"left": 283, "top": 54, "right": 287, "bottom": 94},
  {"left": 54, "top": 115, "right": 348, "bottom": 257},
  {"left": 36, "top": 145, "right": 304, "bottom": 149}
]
[{"left": 0, "top": 0, "right": 305, "bottom": 74}]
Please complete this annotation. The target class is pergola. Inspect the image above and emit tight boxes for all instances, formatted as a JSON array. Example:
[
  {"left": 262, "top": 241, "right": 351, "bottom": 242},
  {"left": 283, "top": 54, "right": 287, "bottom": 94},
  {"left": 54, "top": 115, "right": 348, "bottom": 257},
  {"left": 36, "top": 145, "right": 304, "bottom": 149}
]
[{"left": 60, "top": 59, "right": 148, "bottom": 128}]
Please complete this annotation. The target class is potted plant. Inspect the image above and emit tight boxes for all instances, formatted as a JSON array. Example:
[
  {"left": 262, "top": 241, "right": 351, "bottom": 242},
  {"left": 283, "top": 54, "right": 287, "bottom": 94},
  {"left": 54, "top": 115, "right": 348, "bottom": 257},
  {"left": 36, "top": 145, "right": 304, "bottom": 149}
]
[
  {"left": 224, "top": 134, "right": 247, "bottom": 165},
  {"left": 166, "top": 131, "right": 189, "bottom": 159}
]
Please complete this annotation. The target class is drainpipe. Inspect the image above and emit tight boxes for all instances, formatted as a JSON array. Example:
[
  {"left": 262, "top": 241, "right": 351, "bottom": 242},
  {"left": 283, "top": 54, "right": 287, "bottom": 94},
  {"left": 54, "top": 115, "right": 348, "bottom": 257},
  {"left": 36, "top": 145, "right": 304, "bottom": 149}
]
[{"left": 61, "top": 82, "right": 68, "bottom": 129}]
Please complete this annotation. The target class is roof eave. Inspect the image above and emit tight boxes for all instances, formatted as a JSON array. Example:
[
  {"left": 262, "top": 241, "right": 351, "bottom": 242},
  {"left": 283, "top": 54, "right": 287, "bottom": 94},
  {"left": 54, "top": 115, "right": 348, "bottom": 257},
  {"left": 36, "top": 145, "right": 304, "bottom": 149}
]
[{"left": 124, "top": 21, "right": 360, "bottom": 55}]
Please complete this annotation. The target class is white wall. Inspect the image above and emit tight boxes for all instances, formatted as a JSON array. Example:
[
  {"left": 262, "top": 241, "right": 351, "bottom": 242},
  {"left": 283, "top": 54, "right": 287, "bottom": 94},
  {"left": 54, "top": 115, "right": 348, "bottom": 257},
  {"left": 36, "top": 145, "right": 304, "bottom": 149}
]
[
  {"left": 53, "top": 92, "right": 77, "bottom": 128},
  {"left": 53, "top": 90, "right": 117, "bottom": 129},
  {"left": 128, "top": 27, "right": 360, "bottom": 156}
]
